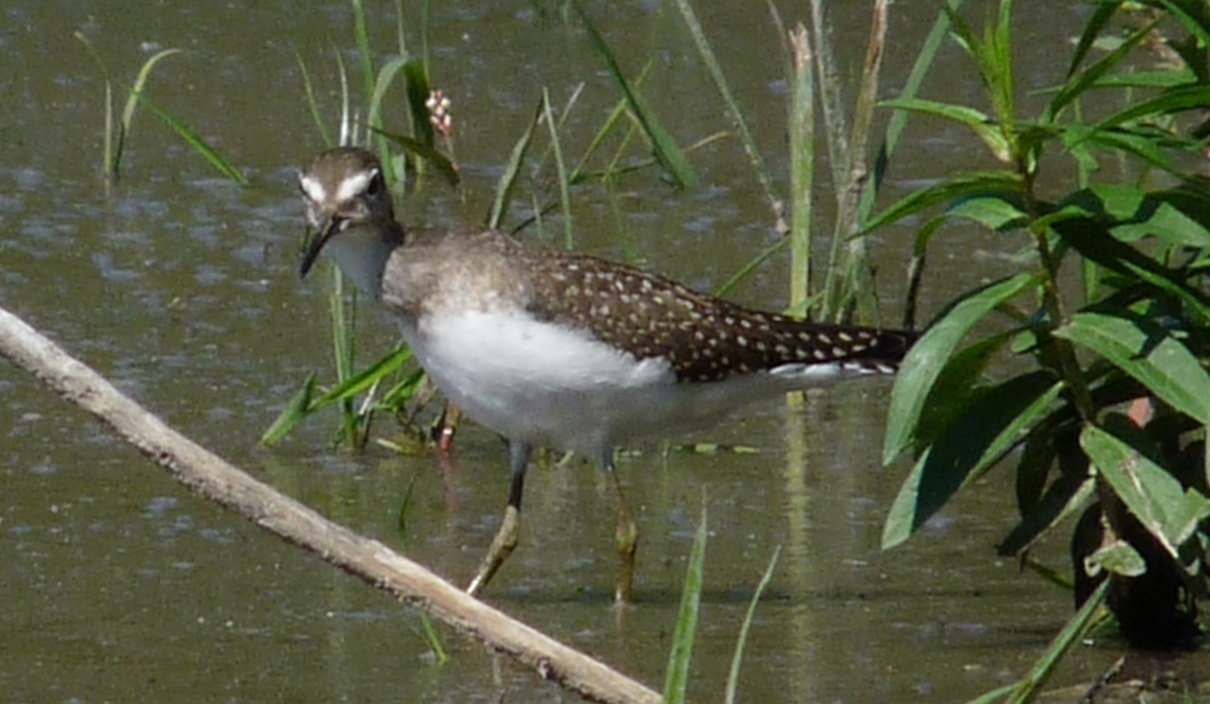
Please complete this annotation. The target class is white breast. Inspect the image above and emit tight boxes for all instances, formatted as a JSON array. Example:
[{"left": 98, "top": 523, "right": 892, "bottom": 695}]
[
  {"left": 399, "top": 309, "right": 877, "bottom": 462},
  {"left": 401, "top": 309, "right": 674, "bottom": 460}
]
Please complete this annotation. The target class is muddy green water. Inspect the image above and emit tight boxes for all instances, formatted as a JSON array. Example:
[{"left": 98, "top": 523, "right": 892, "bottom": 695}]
[{"left": 2, "top": 2, "right": 1205, "bottom": 702}]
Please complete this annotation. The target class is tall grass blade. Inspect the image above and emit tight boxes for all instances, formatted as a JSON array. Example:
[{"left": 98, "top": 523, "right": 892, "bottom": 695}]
[
  {"left": 714, "top": 237, "right": 788, "bottom": 298},
  {"left": 73, "top": 32, "right": 115, "bottom": 179},
  {"left": 138, "top": 96, "right": 249, "bottom": 185},
  {"left": 369, "top": 55, "right": 410, "bottom": 181},
  {"left": 674, "top": 0, "right": 780, "bottom": 215},
  {"left": 394, "top": 0, "right": 408, "bottom": 56},
  {"left": 858, "top": 0, "right": 966, "bottom": 224},
  {"left": 570, "top": 61, "right": 651, "bottom": 183},
  {"left": 404, "top": 59, "right": 435, "bottom": 147},
  {"left": 541, "top": 88, "right": 574, "bottom": 250},
  {"left": 488, "top": 99, "right": 543, "bottom": 230},
  {"left": 788, "top": 25, "right": 814, "bottom": 315},
  {"left": 351, "top": 0, "right": 375, "bottom": 105},
  {"left": 572, "top": 1, "right": 698, "bottom": 189},
  {"left": 832, "top": 0, "right": 888, "bottom": 321},
  {"left": 336, "top": 47, "right": 351, "bottom": 146},
  {"left": 663, "top": 501, "right": 707, "bottom": 704},
  {"left": 295, "top": 51, "right": 334, "bottom": 148},
  {"left": 261, "top": 373, "right": 318, "bottom": 445},
  {"left": 113, "top": 47, "right": 181, "bottom": 176},
  {"left": 1001, "top": 579, "right": 1109, "bottom": 704},
  {"left": 395, "top": 471, "right": 449, "bottom": 664},
  {"left": 723, "top": 546, "right": 781, "bottom": 704},
  {"left": 329, "top": 264, "right": 358, "bottom": 447},
  {"left": 809, "top": 0, "right": 851, "bottom": 190},
  {"left": 420, "top": 0, "right": 432, "bottom": 74}
]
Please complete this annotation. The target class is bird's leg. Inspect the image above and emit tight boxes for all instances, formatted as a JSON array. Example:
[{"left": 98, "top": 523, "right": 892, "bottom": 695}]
[
  {"left": 467, "top": 441, "right": 531, "bottom": 597},
  {"left": 606, "top": 457, "right": 639, "bottom": 603}
]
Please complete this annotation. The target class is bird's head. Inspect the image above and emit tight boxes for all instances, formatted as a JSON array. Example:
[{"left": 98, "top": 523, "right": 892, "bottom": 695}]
[{"left": 297, "top": 147, "right": 395, "bottom": 278}]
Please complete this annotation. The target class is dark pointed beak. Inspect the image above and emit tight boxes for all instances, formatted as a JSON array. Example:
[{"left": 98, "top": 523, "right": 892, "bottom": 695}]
[{"left": 299, "top": 214, "right": 341, "bottom": 279}]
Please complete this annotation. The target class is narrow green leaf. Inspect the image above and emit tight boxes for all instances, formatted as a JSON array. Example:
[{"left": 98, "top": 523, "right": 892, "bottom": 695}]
[
  {"left": 862, "top": 172, "right": 1023, "bottom": 234},
  {"left": 1048, "top": 17, "right": 1159, "bottom": 119},
  {"left": 1093, "top": 85, "right": 1210, "bottom": 132},
  {"left": 1055, "top": 311, "right": 1210, "bottom": 425},
  {"left": 1081, "top": 424, "right": 1210, "bottom": 563},
  {"left": 724, "top": 546, "right": 780, "bottom": 704},
  {"left": 573, "top": 1, "right": 698, "bottom": 188},
  {"left": 881, "top": 98, "right": 1010, "bottom": 161},
  {"left": 663, "top": 502, "right": 707, "bottom": 704},
  {"left": 372, "top": 127, "right": 460, "bottom": 189},
  {"left": 120, "top": 48, "right": 182, "bottom": 139},
  {"left": 674, "top": 0, "right": 778, "bottom": 210},
  {"left": 113, "top": 47, "right": 182, "bottom": 173},
  {"left": 883, "top": 372, "right": 1063, "bottom": 549},
  {"left": 859, "top": 0, "right": 967, "bottom": 224},
  {"left": 998, "top": 473, "right": 1094, "bottom": 557},
  {"left": 541, "top": 88, "right": 574, "bottom": 250},
  {"left": 1089, "top": 68, "right": 1198, "bottom": 89},
  {"left": 403, "top": 59, "right": 434, "bottom": 148},
  {"left": 295, "top": 51, "right": 333, "bottom": 148},
  {"left": 910, "top": 331, "right": 1016, "bottom": 454},
  {"left": 261, "top": 373, "right": 317, "bottom": 445},
  {"left": 1066, "top": 1, "right": 1123, "bottom": 78},
  {"left": 788, "top": 24, "right": 814, "bottom": 312},
  {"left": 368, "top": 55, "right": 409, "bottom": 132},
  {"left": 1001, "top": 580, "right": 1109, "bottom": 704},
  {"left": 1158, "top": 0, "right": 1210, "bottom": 58},
  {"left": 883, "top": 272, "right": 1036, "bottom": 464},
  {"left": 350, "top": 0, "right": 376, "bottom": 109},
  {"left": 487, "top": 99, "right": 542, "bottom": 230},
  {"left": 138, "top": 97, "right": 249, "bottom": 185},
  {"left": 1051, "top": 218, "right": 1210, "bottom": 320},
  {"left": 1112, "top": 202, "right": 1210, "bottom": 249},
  {"left": 310, "top": 345, "right": 413, "bottom": 410}
]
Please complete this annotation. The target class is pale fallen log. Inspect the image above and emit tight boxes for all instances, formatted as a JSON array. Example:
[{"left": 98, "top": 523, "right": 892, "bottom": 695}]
[{"left": 0, "top": 303, "right": 662, "bottom": 704}]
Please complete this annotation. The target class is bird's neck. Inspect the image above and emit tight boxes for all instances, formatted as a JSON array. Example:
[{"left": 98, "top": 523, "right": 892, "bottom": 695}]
[{"left": 324, "top": 219, "right": 405, "bottom": 299}]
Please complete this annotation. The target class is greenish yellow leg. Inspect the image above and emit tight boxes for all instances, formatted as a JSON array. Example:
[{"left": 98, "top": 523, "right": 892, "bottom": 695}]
[
  {"left": 466, "top": 442, "right": 531, "bottom": 598},
  {"left": 607, "top": 464, "right": 639, "bottom": 603}
]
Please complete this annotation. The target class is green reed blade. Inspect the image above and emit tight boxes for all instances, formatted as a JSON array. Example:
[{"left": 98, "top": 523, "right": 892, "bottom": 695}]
[
  {"left": 663, "top": 500, "right": 707, "bottom": 704},
  {"left": 137, "top": 96, "right": 249, "bottom": 185},
  {"left": 541, "top": 88, "right": 574, "bottom": 250},
  {"left": 260, "top": 373, "right": 318, "bottom": 445},
  {"left": 724, "top": 546, "right": 781, "bottom": 704},
  {"left": 295, "top": 51, "right": 333, "bottom": 148},
  {"left": 488, "top": 99, "right": 542, "bottom": 230},
  {"left": 674, "top": 0, "right": 779, "bottom": 213},
  {"left": 73, "top": 32, "right": 115, "bottom": 179},
  {"left": 109, "top": 47, "right": 181, "bottom": 176},
  {"left": 572, "top": 0, "right": 698, "bottom": 189}
]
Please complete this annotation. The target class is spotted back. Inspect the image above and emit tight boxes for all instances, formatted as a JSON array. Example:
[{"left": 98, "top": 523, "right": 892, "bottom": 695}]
[{"left": 522, "top": 248, "right": 914, "bottom": 383}]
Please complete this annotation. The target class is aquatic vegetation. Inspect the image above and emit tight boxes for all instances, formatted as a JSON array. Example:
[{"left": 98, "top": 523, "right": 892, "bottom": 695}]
[{"left": 867, "top": 0, "right": 1210, "bottom": 694}]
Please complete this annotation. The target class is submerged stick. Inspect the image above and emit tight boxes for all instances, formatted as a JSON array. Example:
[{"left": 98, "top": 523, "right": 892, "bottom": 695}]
[{"left": 0, "top": 304, "right": 661, "bottom": 704}]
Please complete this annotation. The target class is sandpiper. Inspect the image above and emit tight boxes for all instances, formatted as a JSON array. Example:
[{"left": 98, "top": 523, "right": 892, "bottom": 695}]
[{"left": 297, "top": 146, "right": 914, "bottom": 602}]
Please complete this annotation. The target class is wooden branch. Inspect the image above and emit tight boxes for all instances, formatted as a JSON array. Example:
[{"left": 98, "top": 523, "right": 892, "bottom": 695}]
[{"left": 0, "top": 304, "right": 662, "bottom": 704}]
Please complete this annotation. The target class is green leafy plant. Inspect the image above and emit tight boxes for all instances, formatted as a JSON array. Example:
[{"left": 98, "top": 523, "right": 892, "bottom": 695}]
[{"left": 872, "top": 0, "right": 1210, "bottom": 667}]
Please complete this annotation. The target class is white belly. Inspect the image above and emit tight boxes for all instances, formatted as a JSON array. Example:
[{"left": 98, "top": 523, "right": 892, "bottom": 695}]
[{"left": 400, "top": 309, "right": 870, "bottom": 463}]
